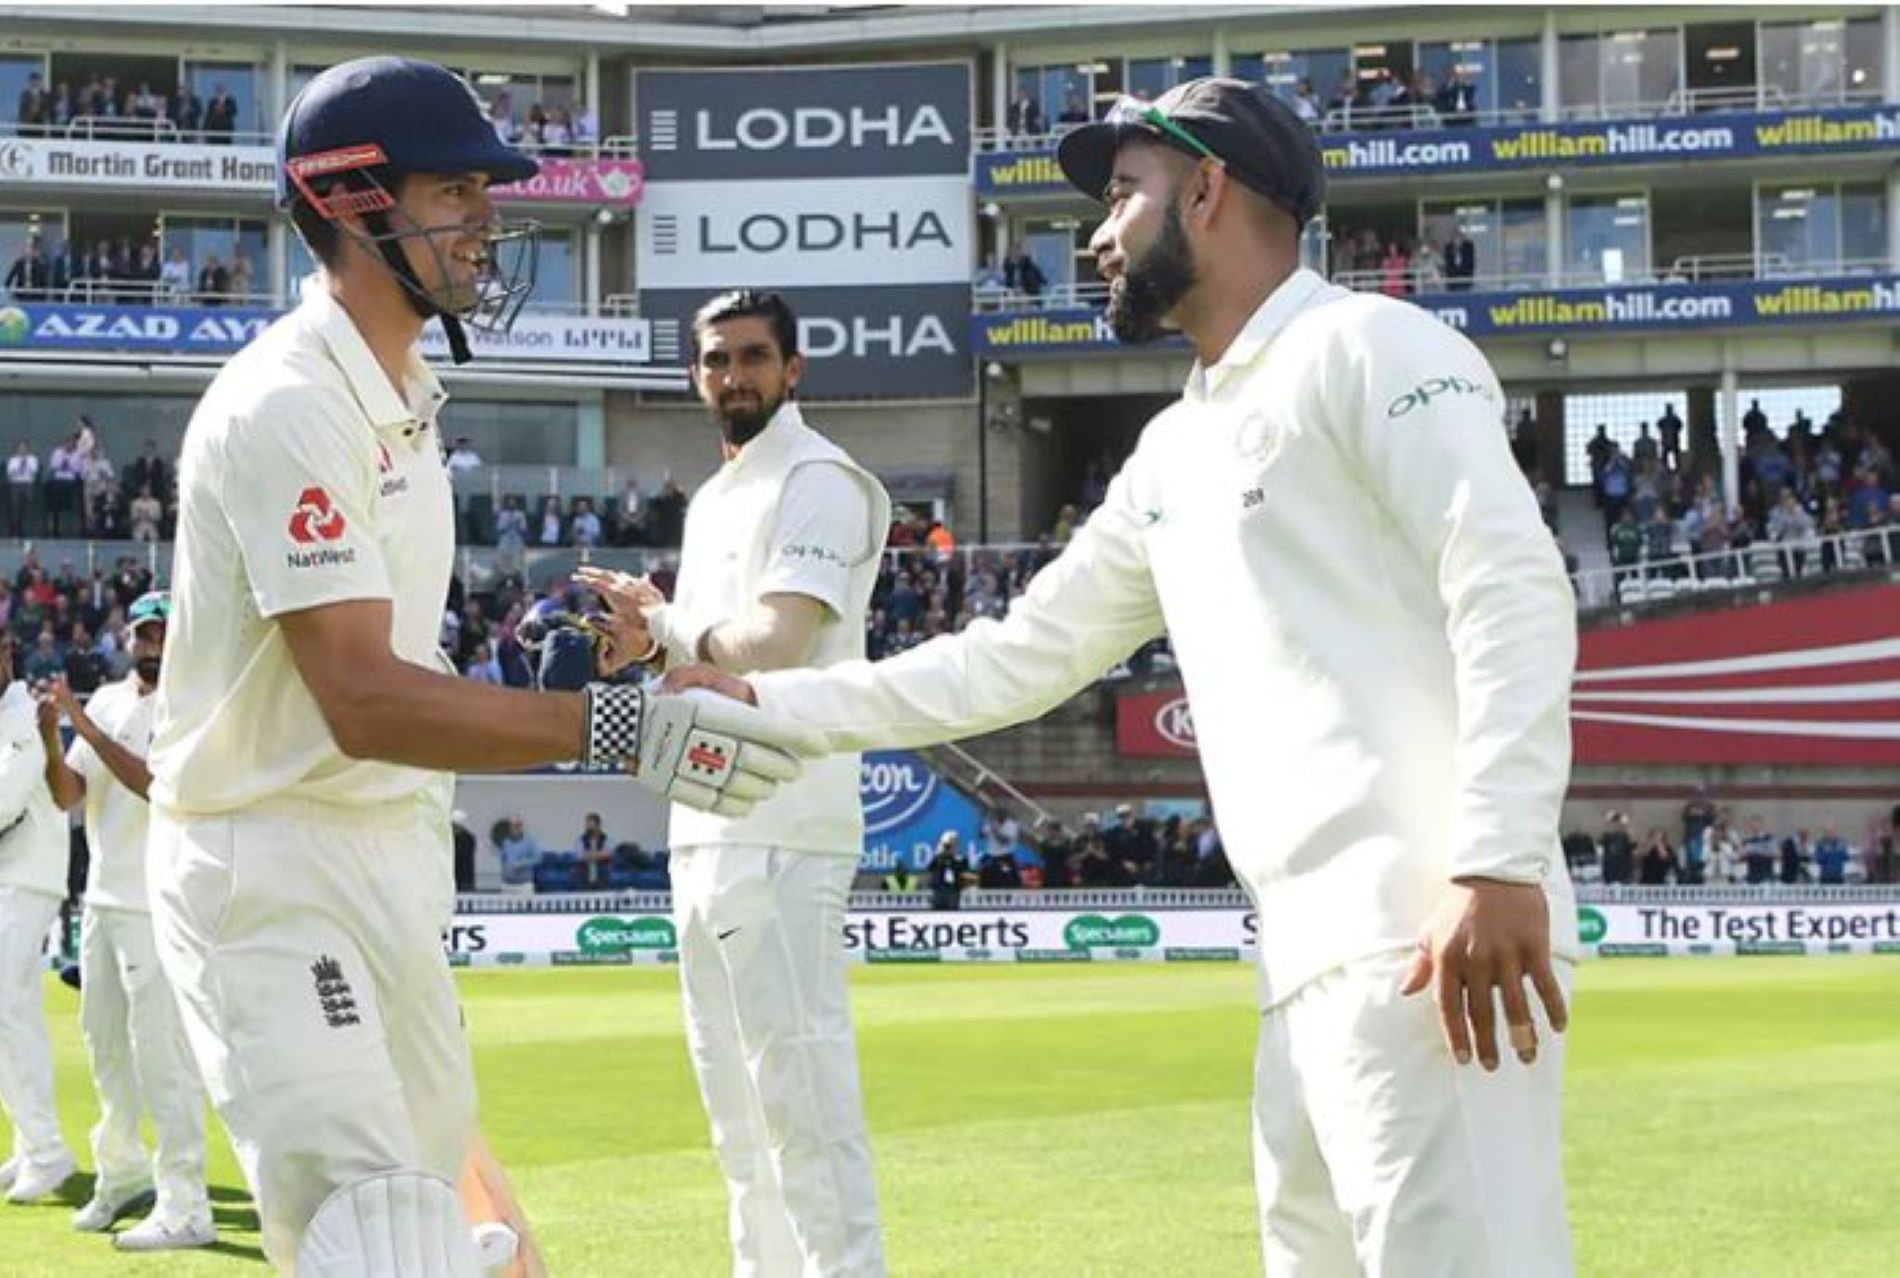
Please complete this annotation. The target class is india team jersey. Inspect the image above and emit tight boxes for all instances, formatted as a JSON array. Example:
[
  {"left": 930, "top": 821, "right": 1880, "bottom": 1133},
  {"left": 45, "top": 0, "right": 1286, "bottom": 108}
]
[
  {"left": 150, "top": 281, "right": 456, "bottom": 816},
  {"left": 68, "top": 675, "right": 158, "bottom": 912}
]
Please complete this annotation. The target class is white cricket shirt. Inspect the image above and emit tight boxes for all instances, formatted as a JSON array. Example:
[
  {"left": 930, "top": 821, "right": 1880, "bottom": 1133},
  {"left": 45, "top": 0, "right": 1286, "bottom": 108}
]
[
  {"left": 0, "top": 681, "right": 68, "bottom": 898},
  {"left": 667, "top": 403, "right": 890, "bottom": 856},
  {"left": 754, "top": 270, "right": 1580, "bottom": 1003},
  {"left": 68, "top": 676, "right": 157, "bottom": 912},
  {"left": 150, "top": 280, "right": 457, "bottom": 816}
]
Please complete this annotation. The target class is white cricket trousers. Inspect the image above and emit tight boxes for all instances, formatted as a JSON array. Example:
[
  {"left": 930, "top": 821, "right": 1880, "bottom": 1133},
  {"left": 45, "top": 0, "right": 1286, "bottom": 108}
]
[
  {"left": 79, "top": 904, "right": 210, "bottom": 1225},
  {"left": 0, "top": 885, "right": 68, "bottom": 1170},
  {"left": 1252, "top": 949, "right": 1575, "bottom": 1278},
  {"left": 149, "top": 803, "right": 477, "bottom": 1270},
  {"left": 672, "top": 844, "right": 885, "bottom": 1278}
]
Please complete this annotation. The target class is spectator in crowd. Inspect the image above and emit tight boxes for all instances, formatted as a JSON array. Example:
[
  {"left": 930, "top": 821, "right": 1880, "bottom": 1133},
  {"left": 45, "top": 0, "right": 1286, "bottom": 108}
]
[
  {"left": 128, "top": 80, "right": 162, "bottom": 121},
  {"left": 227, "top": 248, "right": 255, "bottom": 300},
  {"left": 1778, "top": 828, "right": 1811, "bottom": 884},
  {"left": 1741, "top": 815, "right": 1777, "bottom": 883},
  {"left": 542, "top": 107, "right": 575, "bottom": 156},
  {"left": 82, "top": 444, "right": 116, "bottom": 533},
  {"left": 451, "top": 810, "right": 476, "bottom": 893},
  {"left": 1442, "top": 228, "right": 1475, "bottom": 290},
  {"left": 202, "top": 83, "right": 237, "bottom": 139},
  {"left": 44, "top": 430, "right": 86, "bottom": 537},
  {"left": 536, "top": 494, "right": 564, "bottom": 546},
  {"left": 880, "top": 860, "right": 919, "bottom": 893},
  {"left": 1290, "top": 78, "right": 1322, "bottom": 124},
  {"left": 1007, "top": 88, "right": 1044, "bottom": 138},
  {"left": 496, "top": 816, "right": 542, "bottom": 890},
  {"left": 48, "top": 238, "right": 84, "bottom": 297},
  {"left": 1679, "top": 787, "right": 1716, "bottom": 883},
  {"left": 575, "top": 812, "right": 611, "bottom": 889},
  {"left": 1436, "top": 68, "right": 1480, "bottom": 126},
  {"left": 1004, "top": 241, "right": 1047, "bottom": 300},
  {"left": 1636, "top": 830, "right": 1676, "bottom": 885},
  {"left": 16, "top": 70, "right": 48, "bottom": 132},
  {"left": 1657, "top": 403, "right": 1685, "bottom": 471},
  {"left": 1379, "top": 240, "right": 1411, "bottom": 297},
  {"left": 176, "top": 84, "right": 203, "bottom": 139},
  {"left": 463, "top": 639, "right": 503, "bottom": 684},
  {"left": 24, "top": 630, "right": 64, "bottom": 683},
  {"left": 4, "top": 236, "right": 50, "bottom": 302},
  {"left": 1411, "top": 237, "right": 1445, "bottom": 293},
  {"left": 972, "top": 254, "right": 1006, "bottom": 299},
  {"left": 1103, "top": 803, "right": 1155, "bottom": 880},
  {"left": 927, "top": 831, "right": 968, "bottom": 910},
  {"left": 1598, "top": 810, "right": 1636, "bottom": 884},
  {"left": 494, "top": 494, "right": 529, "bottom": 570},
  {"left": 1561, "top": 828, "right": 1598, "bottom": 880},
  {"left": 194, "top": 252, "right": 229, "bottom": 305},
  {"left": 1767, "top": 488, "right": 1819, "bottom": 577},
  {"left": 977, "top": 843, "right": 1022, "bottom": 889},
  {"left": 488, "top": 90, "right": 519, "bottom": 143},
  {"left": 1812, "top": 826, "right": 1852, "bottom": 885},
  {"left": 7, "top": 441, "right": 38, "bottom": 537},
  {"left": 1871, "top": 818, "right": 1897, "bottom": 884},
  {"left": 159, "top": 245, "right": 192, "bottom": 301},
  {"left": 127, "top": 438, "right": 167, "bottom": 497},
  {"left": 446, "top": 436, "right": 483, "bottom": 474},
  {"left": 1056, "top": 92, "right": 1089, "bottom": 126},
  {"left": 569, "top": 497, "right": 602, "bottom": 549}
]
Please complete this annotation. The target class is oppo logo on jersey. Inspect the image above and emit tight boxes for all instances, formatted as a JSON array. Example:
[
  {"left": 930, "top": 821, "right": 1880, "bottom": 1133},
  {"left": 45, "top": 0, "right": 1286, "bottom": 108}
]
[{"left": 691, "top": 105, "right": 954, "bottom": 154}]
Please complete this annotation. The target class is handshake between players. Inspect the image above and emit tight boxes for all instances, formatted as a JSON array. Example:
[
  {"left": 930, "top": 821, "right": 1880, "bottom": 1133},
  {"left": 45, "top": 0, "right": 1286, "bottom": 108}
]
[{"left": 516, "top": 579, "right": 822, "bottom": 817}]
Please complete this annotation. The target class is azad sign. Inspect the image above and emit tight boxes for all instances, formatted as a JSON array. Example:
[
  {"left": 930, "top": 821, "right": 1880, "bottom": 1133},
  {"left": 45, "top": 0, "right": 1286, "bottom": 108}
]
[{"left": 634, "top": 62, "right": 973, "bottom": 397}]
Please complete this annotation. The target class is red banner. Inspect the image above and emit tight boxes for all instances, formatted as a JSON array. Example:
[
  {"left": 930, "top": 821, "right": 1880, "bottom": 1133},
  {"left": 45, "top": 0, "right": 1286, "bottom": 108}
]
[
  {"left": 1116, "top": 688, "right": 1197, "bottom": 758},
  {"left": 1573, "top": 583, "right": 1900, "bottom": 766},
  {"left": 1118, "top": 584, "right": 1900, "bottom": 767}
]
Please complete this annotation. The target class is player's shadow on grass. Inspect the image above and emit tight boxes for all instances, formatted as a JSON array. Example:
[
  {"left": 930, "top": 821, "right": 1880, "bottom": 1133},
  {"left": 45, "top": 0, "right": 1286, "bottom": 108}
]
[
  {"left": 204, "top": 1183, "right": 267, "bottom": 1262},
  {"left": 28, "top": 1174, "right": 266, "bottom": 1263}
]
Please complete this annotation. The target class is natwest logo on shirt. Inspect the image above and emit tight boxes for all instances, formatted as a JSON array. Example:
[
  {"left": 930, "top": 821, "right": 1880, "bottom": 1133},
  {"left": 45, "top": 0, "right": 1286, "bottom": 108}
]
[{"left": 288, "top": 486, "right": 347, "bottom": 543}]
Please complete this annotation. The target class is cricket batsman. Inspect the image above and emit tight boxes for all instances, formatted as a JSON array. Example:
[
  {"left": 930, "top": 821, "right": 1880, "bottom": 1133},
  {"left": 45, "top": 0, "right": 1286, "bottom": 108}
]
[
  {"left": 664, "top": 79, "right": 1581, "bottom": 1277},
  {"left": 37, "top": 592, "right": 215, "bottom": 1250},
  {"left": 576, "top": 288, "right": 892, "bottom": 1276},
  {"left": 147, "top": 56, "right": 821, "bottom": 1275}
]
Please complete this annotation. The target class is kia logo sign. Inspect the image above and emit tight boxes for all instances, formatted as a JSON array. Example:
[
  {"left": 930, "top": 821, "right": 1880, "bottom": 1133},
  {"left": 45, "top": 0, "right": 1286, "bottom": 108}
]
[
  {"left": 860, "top": 752, "right": 938, "bottom": 836},
  {"left": 1117, "top": 688, "right": 1198, "bottom": 757},
  {"left": 1154, "top": 697, "right": 1196, "bottom": 749}
]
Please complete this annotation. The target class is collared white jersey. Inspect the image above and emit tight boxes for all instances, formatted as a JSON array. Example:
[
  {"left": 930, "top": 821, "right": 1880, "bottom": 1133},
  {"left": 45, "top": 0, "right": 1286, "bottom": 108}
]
[
  {"left": 753, "top": 270, "right": 1579, "bottom": 1003},
  {"left": 67, "top": 676, "right": 157, "bottom": 912},
  {"left": 668, "top": 403, "right": 889, "bottom": 856},
  {"left": 151, "top": 280, "right": 458, "bottom": 816},
  {"left": 0, "top": 681, "right": 69, "bottom": 898}
]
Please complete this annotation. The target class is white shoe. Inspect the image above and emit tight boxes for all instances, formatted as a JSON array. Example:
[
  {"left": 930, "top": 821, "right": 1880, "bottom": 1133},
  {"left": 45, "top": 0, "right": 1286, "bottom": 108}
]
[
  {"left": 473, "top": 1220, "right": 520, "bottom": 1275},
  {"left": 0, "top": 1157, "right": 18, "bottom": 1195},
  {"left": 72, "top": 1182, "right": 156, "bottom": 1232},
  {"left": 4, "top": 1154, "right": 76, "bottom": 1204},
  {"left": 112, "top": 1212, "right": 218, "bottom": 1251}
]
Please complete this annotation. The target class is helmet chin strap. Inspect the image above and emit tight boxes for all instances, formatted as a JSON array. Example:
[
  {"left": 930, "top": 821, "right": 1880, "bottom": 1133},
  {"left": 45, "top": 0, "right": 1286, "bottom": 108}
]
[{"left": 364, "top": 206, "right": 475, "bottom": 364}]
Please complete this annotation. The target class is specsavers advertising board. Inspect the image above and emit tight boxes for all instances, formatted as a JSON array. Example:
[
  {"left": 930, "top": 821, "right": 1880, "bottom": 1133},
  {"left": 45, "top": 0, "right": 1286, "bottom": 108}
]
[{"left": 443, "top": 898, "right": 1900, "bottom": 966}]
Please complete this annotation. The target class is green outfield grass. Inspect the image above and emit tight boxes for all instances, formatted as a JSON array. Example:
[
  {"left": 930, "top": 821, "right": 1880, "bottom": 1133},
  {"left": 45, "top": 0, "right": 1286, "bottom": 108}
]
[{"left": 2, "top": 957, "right": 1895, "bottom": 1276}]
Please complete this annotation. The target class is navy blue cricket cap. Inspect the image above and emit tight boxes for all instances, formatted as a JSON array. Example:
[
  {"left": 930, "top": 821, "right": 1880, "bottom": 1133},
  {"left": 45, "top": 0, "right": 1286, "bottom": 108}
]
[
  {"left": 1057, "top": 77, "right": 1327, "bottom": 226},
  {"left": 276, "top": 57, "right": 538, "bottom": 210}
]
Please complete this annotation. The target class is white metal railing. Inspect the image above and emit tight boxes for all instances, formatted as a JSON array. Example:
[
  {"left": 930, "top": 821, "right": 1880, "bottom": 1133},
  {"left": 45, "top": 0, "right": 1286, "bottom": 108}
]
[
  {"left": 1571, "top": 527, "right": 1895, "bottom": 611},
  {"left": 976, "top": 82, "right": 1888, "bottom": 152}
]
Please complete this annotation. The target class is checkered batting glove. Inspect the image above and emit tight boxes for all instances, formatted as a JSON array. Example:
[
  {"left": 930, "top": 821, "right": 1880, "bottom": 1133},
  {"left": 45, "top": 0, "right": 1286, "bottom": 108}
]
[{"left": 582, "top": 685, "right": 827, "bottom": 817}]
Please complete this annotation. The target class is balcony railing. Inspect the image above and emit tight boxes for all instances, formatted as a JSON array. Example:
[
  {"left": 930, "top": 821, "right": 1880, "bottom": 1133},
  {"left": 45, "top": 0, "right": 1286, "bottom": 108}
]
[
  {"left": 972, "top": 257, "right": 1895, "bottom": 313},
  {"left": 1571, "top": 528, "right": 1895, "bottom": 612},
  {"left": 976, "top": 81, "right": 1888, "bottom": 152},
  {"left": 0, "top": 119, "right": 638, "bottom": 161}
]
